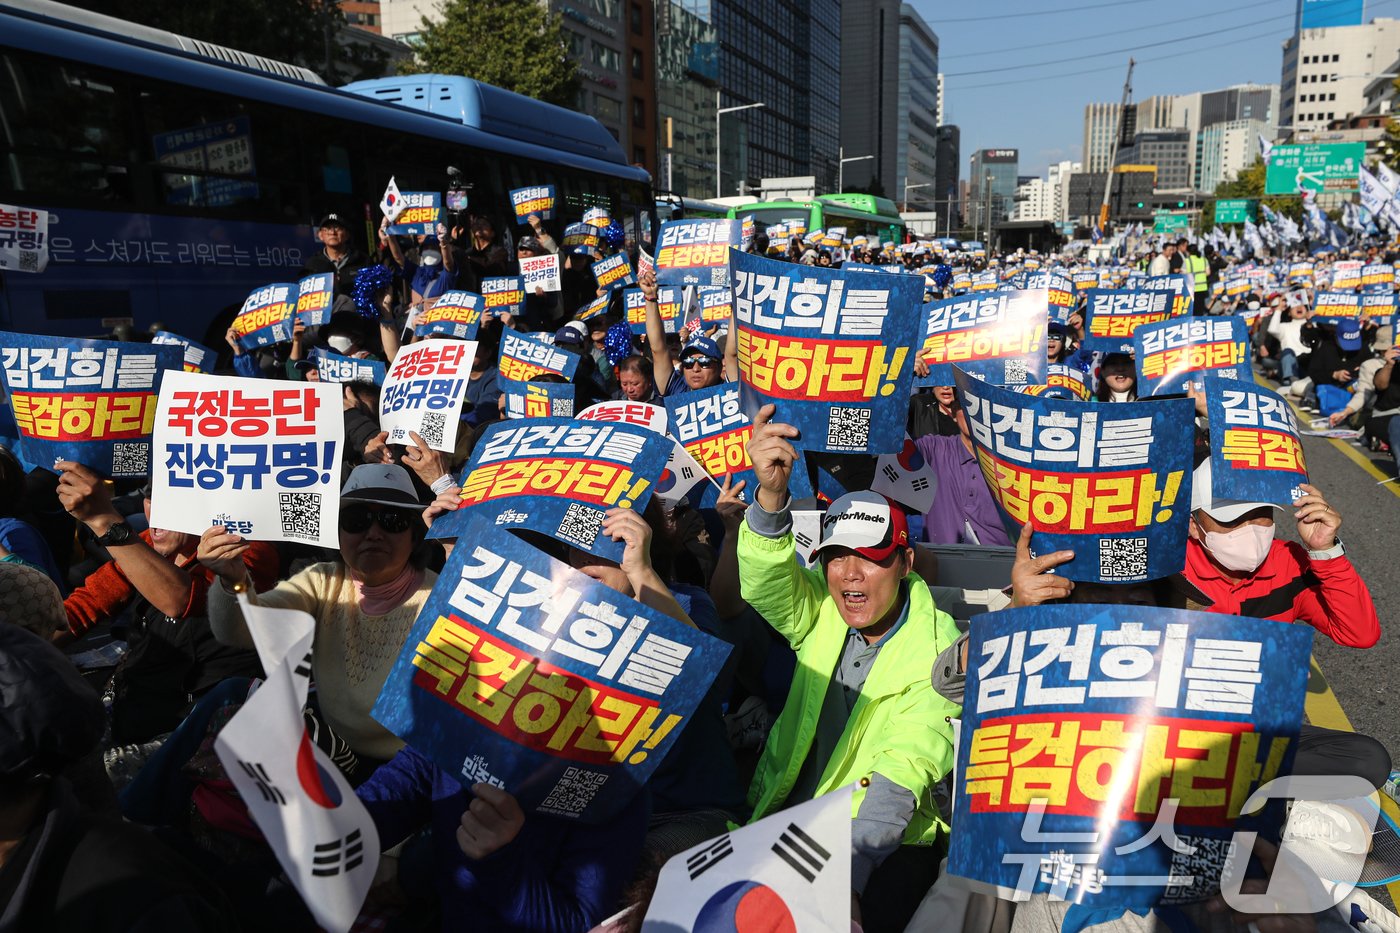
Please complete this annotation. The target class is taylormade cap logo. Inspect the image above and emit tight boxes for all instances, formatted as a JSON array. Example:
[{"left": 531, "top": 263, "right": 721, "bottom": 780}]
[{"left": 814, "top": 492, "right": 908, "bottom": 560}]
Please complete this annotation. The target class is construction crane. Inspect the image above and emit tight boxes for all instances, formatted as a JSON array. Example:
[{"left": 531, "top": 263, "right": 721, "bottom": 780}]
[{"left": 1098, "top": 58, "right": 1136, "bottom": 232}]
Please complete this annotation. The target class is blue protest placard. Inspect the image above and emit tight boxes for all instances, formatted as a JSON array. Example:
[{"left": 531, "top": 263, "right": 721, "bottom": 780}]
[
  {"left": 955, "top": 368, "right": 1194, "bottom": 584},
  {"left": 373, "top": 514, "right": 731, "bottom": 822},
  {"left": 577, "top": 294, "right": 611, "bottom": 322},
  {"left": 509, "top": 184, "right": 556, "bottom": 222},
  {"left": 1081, "top": 289, "right": 1177, "bottom": 354},
  {"left": 1312, "top": 290, "right": 1361, "bottom": 324},
  {"left": 498, "top": 330, "right": 580, "bottom": 383},
  {"left": 1142, "top": 273, "right": 1193, "bottom": 316},
  {"left": 0, "top": 333, "right": 181, "bottom": 477},
  {"left": 949, "top": 604, "right": 1309, "bottom": 909},
  {"left": 592, "top": 252, "right": 636, "bottom": 292},
  {"left": 312, "top": 349, "right": 386, "bottom": 386},
  {"left": 663, "top": 383, "right": 759, "bottom": 509},
  {"left": 481, "top": 276, "right": 526, "bottom": 319},
  {"left": 1134, "top": 317, "right": 1251, "bottom": 396},
  {"left": 294, "top": 272, "right": 335, "bottom": 328},
  {"left": 233, "top": 283, "right": 295, "bottom": 350},
  {"left": 386, "top": 192, "right": 441, "bottom": 236},
  {"left": 151, "top": 331, "right": 215, "bottom": 373},
  {"left": 1288, "top": 261, "right": 1315, "bottom": 286},
  {"left": 733, "top": 249, "right": 921, "bottom": 455},
  {"left": 915, "top": 290, "right": 1049, "bottom": 389},
  {"left": 1362, "top": 262, "right": 1395, "bottom": 289},
  {"left": 624, "top": 287, "right": 682, "bottom": 335},
  {"left": 1018, "top": 364, "right": 1090, "bottom": 402},
  {"left": 1046, "top": 272, "right": 1077, "bottom": 325},
  {"left": 654, "top": 220, "right": 742, "bottom": 287},
  {"left": 1361, "top": 291, "right": 1396, "bottom": 323},
  {"left": 499, "top": 376, "right": 577, "bottom": 419},
  {"left": 562, "top": 222, "right": 599, "bottom": 254},
  {"left": 694, "top": 286, "right": 733, "bottom": 332},
  {"left": 415, "top": 291, "right": 483, "bottom": 340},
  {"left": 971, "top": 271, "right": 998, "bottom": 292},
  {"left": 1204, "top": 373, "right": 1308, "bottom": 506},
  {"left": 430, "top": 418, "right": 671, "bottom": 562}
]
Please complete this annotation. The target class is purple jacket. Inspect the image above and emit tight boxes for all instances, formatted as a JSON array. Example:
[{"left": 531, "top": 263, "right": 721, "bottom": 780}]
[{"left": 914, "top": 434, "right": 1012, "bottom": 546}]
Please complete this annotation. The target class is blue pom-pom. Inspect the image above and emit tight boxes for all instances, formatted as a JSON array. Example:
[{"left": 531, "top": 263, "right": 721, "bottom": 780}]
[
  {"left": 602, "top": 220, "right": 626, "bottom": 251},
  {"left": 352, "top": 265, "right": 397, "bottom": 318},
  {"left": 605, "top": 322, "right": 633, "bottom": 367},
  {"left": 932, "top": 264, "right": 953, "bottom": 289}
]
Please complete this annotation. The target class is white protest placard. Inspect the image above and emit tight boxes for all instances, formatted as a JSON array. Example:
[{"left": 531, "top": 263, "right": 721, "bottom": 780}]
[
  {"left": 576, "top": 399, "right": 717, "bottom": 506},
  {"left": 520, "top": 253, "right": 562, "bottom": 293},
  {"left": 379, "top": 339, "right": 476, "bottom": 452},
  {"left": 215, "top": 598, "right": 379, "bottom": 933},
  {"left": 0, "top": 204, "right": 50, "bottom": 273},
  {"left": 149, "top": 371, "right": 343, "bottom": 548},
  {"left": 641, "top": 785, "right": 852, "bottom": 932}
]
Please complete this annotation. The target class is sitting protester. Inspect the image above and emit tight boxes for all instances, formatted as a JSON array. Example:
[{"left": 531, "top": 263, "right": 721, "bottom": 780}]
[
  {"left": 56, "top": 463, "right": 276, "bottom": 745},
  {"left": 742, "top": 404, "right": 961, "bottom": 932}
]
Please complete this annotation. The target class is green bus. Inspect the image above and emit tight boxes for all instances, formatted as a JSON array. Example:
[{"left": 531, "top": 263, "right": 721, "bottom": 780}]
[{"left": 726, "top": 193, "right": 906, "bottom": 244}]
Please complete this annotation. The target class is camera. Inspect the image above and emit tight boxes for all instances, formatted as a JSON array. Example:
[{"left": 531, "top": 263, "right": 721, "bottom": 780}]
[{"left": 445, "top": 166, "right": 471, "bottom": 219}]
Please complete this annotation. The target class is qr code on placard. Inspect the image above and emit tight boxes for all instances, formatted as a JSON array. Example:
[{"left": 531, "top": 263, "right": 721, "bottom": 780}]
[
  {"left": 827, "top": 406, "right": 871, "bottom": 449},
  {"left": 538, "top": 767, "right": 608, "bottom": 817},
  {"left": 550, "top": 398, "right": 576, "bottom": 417},
  {"left": 111, "top": 442, "right": 149, "bottom": 476},
  {"left": 1162, "top": 835, "right": 1236, "bottom": 904},
  {"left": 556, "top": 502, "right": 604, "bottom": 548},
  {"left": 1099, "top": 537, "right": 1148, "bottom": 579},
  {"left": 18, "top": 251, "right": 39, "bottom": 273},
  {"left": 279, "top": 492, "right": 322, "bottom": 541},
  {"left": 1004, "top": 358, "right": 1029, "bottom": 385},
  {"left": 417, "top": 412, "right": 446, "bottom": 448}
]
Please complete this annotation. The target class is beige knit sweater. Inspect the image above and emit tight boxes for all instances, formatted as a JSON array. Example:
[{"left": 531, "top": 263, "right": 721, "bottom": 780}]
[{"left": 208, "top": 561, "right": 435, "bottom": 762}]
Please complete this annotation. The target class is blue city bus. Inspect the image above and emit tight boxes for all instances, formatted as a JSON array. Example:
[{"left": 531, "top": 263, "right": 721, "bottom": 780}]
[{"left": 0, "top": 2, "right": 654, "bottom": 346}]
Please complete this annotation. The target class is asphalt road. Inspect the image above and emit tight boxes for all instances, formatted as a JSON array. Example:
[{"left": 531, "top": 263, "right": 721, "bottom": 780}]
[{"left": 1276, "top": 398, "right": 1400, "bottom": 759}]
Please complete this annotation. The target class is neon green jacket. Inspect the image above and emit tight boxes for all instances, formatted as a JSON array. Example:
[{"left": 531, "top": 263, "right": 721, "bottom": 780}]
[{"left": 738, "top": 521, "right": 963, "bottom": 845}]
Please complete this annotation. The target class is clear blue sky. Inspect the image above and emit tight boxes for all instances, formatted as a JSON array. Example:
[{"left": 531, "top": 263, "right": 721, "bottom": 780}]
[{"left": 910, "top": 0, "right": 1400, "bottom": 179}]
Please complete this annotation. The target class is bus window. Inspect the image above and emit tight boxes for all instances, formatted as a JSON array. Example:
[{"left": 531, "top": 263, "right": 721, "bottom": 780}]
[{"left": 0, "top": 50, "right": 135, "bottom": 204}]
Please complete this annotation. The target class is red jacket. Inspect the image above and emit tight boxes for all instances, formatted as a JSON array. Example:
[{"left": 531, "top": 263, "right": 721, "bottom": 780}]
[
  {"left": 1183, "top": 537, "right": 1380, "bottom": 648},
  {"left": 64, "top": 531, "right": 280, "bottom": 637}
]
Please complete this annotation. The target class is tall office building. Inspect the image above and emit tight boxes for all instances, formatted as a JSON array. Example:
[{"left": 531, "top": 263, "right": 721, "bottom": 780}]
[
  {"left": 656, "top": 0, "right": 719, "bottom": 198},
  {"left": 1280, "top": 13, "right": 1400, "bottom": 132},
  {"left": 967, "top": 148, "right": 1018, "bottom": 233},
  {"left": 1083, "top": 102, "right": 1123, "bottom": 173},
  {"left": 713, "top": 0, "right": 841, "bottom": 195},
  {"left": 934, "top": 124, "right": 960, "bottom": 227},
  {"left": 839, "top": 1, "right": 939, "bottom": 206}
]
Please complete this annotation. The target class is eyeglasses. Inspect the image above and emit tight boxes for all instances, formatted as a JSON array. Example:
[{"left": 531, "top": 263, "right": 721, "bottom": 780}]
[
  {"left": 339, "top": 506, "right": 414, "bottom": 535},
  {"left": 682, "top": 358, "right": 716, "bottom": 370}
]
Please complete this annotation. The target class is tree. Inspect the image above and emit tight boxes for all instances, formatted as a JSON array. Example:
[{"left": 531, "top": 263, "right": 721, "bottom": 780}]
[
  {"left": 1200, "top": 157, "right": 1302, "bottom": 229},
  {"left": 65, "top": 0, "right": 388, "bottom": 82},
  {"left": 400, "top": 0, "right": 580, "bottom": 108},
  {"left": 1379, "top": 77, "right": 1400, "bottom": 171}
]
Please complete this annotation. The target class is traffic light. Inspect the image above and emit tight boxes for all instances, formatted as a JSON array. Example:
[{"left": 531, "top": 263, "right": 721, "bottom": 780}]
[
  {"left": 1135, "top": 201, "right": 1145, "bottom": 209},
  {"left": 1176, "top": 201, "right": 1186, "bottom": 208}
]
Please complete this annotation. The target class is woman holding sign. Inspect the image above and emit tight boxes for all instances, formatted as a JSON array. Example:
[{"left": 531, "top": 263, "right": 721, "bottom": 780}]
[{"left": 201, "top": 464, "right": 435, "bottom": 769}]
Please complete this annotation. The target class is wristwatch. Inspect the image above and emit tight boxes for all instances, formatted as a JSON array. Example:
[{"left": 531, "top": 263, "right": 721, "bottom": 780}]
[
  {"left": 96, "top": 522, "right": 136, "bottom": 547},
  {"left": 1307, "top": 538, "right": 1345, "bottom": 561}
]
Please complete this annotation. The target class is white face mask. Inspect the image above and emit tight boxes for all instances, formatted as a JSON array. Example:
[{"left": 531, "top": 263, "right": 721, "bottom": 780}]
[
  {"left": 327, "top": 335, "right": 354, "bottom": 354},
  {"left": 420, "top": 250, "right": 442, "bottom": 267},
  {"left": 1201, "top": 521, "right": 1275, "bottom": 573}
]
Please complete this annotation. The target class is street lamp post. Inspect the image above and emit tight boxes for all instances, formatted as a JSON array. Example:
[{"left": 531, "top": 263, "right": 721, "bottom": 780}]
[
  {"left": 838, "top": 146, "right": 874, "bottom": 194},
  {"left": 902, "top": 182, "right": 933, "bottom": 214},
  {"left": 715, "top": 93, "right": 766, "bottom": 200}
]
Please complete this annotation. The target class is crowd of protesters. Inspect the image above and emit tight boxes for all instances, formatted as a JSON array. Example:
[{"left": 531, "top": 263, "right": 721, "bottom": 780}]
[{"left": 0, "top": 200, "right": 1391, "bottom": 933}]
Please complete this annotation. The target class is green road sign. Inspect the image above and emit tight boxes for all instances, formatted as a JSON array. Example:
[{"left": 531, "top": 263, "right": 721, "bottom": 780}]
[
  {"left": 1214, "top": 199, "right": 1255, "bottom": 224},
  {"left": 1264, "top": 142, "right": 1364, "bottom": 195},
  {"left": 1153, "top": 211, "right": 1190, "bottom": 234}
]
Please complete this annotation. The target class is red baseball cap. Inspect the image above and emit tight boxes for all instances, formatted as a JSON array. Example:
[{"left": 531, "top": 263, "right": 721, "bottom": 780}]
[{"left": 813, "top": 491, "right": 910, "bottom": 563}]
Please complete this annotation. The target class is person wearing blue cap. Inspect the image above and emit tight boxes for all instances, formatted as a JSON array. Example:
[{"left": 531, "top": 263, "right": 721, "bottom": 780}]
[{"left": 639, "top": 270, "right": 730, "bottom": 397}]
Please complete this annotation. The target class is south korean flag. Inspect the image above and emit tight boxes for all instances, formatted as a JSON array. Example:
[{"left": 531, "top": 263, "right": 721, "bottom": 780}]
[
  {"left": 641, "top": 785, "right": 852, "bottom": 931},
  {"left": 380, "top": 176, "right": 405, "bottom": 223},
  {"left": 871, "top": 434, "right": 939, "bottom": 515},
  {"left": 215, "top": 597, "right": 380, "bottom": 933}
]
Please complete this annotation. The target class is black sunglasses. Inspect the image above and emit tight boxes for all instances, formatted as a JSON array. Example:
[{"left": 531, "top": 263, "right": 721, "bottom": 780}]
[
  {"left": 339, "top": 506, "right": 414, "bottom": 535},
  {"left": 682, "top": 358, "right": 717, "bottom": 370}
]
